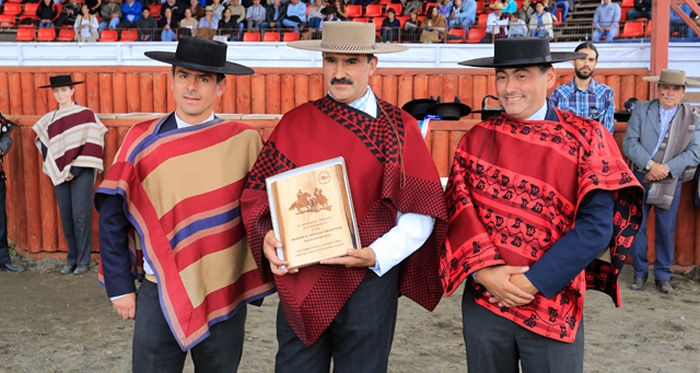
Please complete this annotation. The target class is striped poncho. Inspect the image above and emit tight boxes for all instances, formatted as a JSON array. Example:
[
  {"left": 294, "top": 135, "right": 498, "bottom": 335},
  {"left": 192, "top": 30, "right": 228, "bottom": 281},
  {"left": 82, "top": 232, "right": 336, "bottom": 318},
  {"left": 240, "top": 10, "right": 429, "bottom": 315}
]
[
  {"left": 96, "top": 116, "right": 275, "bottom": 350},
  {"left": 32, "top": 104, "right": 107, "bottom": 185}
]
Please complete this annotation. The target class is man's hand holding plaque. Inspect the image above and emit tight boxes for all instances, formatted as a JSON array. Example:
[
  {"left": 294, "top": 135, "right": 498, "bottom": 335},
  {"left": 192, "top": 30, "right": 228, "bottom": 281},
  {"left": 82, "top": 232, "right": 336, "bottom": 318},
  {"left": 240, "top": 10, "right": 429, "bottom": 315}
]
[{"left": 319, "top": 248, "right": 376, "bottom": 268}]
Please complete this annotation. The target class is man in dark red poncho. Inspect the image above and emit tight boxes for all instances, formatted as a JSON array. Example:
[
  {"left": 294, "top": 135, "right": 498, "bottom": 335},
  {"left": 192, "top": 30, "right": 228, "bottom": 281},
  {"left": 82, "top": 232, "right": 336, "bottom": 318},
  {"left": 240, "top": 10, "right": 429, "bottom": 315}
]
[
  {"left": 442, "top": 37, "right": 643, "bottom": 373},
  {"left": 241, "top": 22, "right": 448, "bottom": 373}
]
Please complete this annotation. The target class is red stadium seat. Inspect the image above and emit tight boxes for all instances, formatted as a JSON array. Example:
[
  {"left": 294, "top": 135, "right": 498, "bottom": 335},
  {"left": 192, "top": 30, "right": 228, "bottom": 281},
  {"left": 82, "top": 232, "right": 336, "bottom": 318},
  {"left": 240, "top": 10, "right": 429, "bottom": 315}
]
[
  {"left": 149, "top": 4, "right": 162, "bottom": 19},
  {"left": 100, "top": 29, "right": 118, "bottom": 41},
  {"left": 422, "top": 2, "right": 437, "bottom": 15},
  {"left": 243, "top": 32, "right": 260, "bottom": 41},
  {"left": 620, "top": 20, "right": 644, "bottom": 38},
  {"left": 372, "top": 16, "right": 385, "bottom": 30},
  {"left": 15, "top": 26, "right": 35, "bottom": 42},
  {"left": 3, "top": 3, "right": 22, "bottom": 17},
  {"left": 282, "top": 31, "right": 300, "bottom": 41},
  {"left": 36, "top": 27, "right": 56, "bottom": 42},
  {"left": 386, "top": 3, "right": 402, "bottom": 15},
  {"left": 346, "top": 4, "right": 362, "bottom": 18},
  {"left": 478, "top": 13, "right": 488, "bottom": 26},
  {"left": 396, "top": 16, "right": 408, "bottom": 27},
  {"left": 364, "top": 4, "right": 382, "bottom": 17},
  {"left": 447, "top": 28, "right": 466, "bottom": 43},
  {"left": 263, "top": 31, "right": 280, "bottom": 41},
  {"left": 5, "top": 0, "right": 23, "bottom": 3},
  {"left": 466, "top": 27, "right": 485, "bottom": 43},
  {"left": 120, "top": 28, "right": 138, "bottom": 41},
  {"left": 352, "top": 17, "right": 368, "bottom": 23},
  {"left": 0, "top": 15, "right": 16, "bottom": 28},
  {"left": 644, "top": 20, "right": 652, "bottom": 37},
  {"left": 22, "top": 3, "right": 40, "bottom": 20},
  {"left": 621, "top": 0, "right": 635, "bottom": 7},
  {"left": 57, "top": 27, "right": 76, "bottom": 41}
]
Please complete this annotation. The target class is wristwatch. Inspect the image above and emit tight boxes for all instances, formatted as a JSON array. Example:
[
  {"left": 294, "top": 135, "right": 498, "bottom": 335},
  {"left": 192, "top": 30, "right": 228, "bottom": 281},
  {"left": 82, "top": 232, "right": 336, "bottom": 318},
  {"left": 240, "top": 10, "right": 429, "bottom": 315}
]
[{"left": 644, "top": 160, "right": 654, "bottom": 171}]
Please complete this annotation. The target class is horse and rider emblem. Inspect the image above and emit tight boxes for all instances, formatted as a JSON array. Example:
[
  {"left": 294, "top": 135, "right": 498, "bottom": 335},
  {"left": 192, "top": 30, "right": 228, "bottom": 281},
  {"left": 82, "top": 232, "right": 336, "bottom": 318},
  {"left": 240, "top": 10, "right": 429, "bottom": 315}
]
[{"left": 289, "top": 188, "right": 332, "bottom": 214}]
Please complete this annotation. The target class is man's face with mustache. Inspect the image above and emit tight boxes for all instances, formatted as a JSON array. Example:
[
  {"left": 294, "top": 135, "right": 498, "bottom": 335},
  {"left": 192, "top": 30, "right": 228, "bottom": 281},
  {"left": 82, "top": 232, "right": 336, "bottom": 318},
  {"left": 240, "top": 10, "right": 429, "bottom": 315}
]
[{"left": 323, "top": 52, "right": 377, "bottom": 104}]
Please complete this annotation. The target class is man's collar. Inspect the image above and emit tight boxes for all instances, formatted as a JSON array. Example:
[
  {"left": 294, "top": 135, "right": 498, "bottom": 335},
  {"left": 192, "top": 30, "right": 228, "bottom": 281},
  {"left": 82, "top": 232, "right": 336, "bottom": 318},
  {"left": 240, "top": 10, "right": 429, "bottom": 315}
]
[
  {"left": 526, "top": 101, "right": 549, "bottom": 121},
  {"left": 174, "top": 111, "right": 215, "bottom": 128}
]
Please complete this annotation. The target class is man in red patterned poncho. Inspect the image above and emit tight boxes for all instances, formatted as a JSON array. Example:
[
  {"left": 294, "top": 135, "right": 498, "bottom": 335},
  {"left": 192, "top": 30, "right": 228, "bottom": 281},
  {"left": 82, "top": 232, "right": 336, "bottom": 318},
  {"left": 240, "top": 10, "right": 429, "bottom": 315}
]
[
  {"left": 241, "top": 22, "right": 448, "bottom": 373},
  {"left": 442, "top": 37, "right": 643, "bottom": 372}
]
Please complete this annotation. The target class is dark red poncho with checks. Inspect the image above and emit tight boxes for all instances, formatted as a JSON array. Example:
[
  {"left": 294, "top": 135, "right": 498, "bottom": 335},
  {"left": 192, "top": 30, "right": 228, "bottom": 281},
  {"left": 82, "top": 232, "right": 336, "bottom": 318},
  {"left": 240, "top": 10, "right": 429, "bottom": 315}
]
[{"left": 241, "top": 96, "right": 448, "bottom": 347}]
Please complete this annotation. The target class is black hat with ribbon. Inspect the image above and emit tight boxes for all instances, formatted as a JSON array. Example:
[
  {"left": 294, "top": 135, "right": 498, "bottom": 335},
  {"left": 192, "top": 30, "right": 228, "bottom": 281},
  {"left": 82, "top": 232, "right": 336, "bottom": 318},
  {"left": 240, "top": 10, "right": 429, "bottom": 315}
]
[
  {"left": 458, "top": 37, "right": 586, "bottom": 68},
  {"left": 425, "top": 97, "right": 472, "bottom": 120},
  {"left": 144, "top": 36, "right": 254, "bottom": 75},
  {"left": 38, "top": 75, "right": 85, "bottom": 89},
  {"left": 402, "top": 97, "right": 438, "bottom": 120}
]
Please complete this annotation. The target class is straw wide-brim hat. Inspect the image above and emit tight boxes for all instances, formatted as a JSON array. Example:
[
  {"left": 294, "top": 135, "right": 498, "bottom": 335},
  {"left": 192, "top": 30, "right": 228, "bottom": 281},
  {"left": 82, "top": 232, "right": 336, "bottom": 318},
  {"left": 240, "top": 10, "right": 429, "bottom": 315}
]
[
  {"left": 458, "top": 37, "right": 585, "bottom": 68},
  {"left": 204, "top": 5, "right": 214, "bottom": 11},
  {"left": 489, "top": 2, "right": 506, "bottom": 10},
  {"left": 145, "top": 36, "right": 254, "bottom": 75},
  {"left": 288, "top": 22, "right": 408, "bottom": 54},
  {"left": 38, "top": 75, "right": 85, "bottom": 89},
  {"left": 642, "top": 69, "right": 700, "bottom": 87}
]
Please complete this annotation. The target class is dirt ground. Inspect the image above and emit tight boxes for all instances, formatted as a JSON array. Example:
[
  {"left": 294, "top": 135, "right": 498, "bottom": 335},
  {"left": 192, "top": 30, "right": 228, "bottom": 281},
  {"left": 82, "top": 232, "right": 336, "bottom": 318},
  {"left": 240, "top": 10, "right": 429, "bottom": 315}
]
[{"left": 1, "top": 257, "right": 700, "bottom": 373}]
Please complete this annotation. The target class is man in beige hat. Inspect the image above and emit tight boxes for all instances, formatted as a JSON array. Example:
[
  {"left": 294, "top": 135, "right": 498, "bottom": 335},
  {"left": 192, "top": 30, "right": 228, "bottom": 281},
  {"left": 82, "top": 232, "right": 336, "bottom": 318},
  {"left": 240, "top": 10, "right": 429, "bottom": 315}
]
[
  {"left": 481, "top": 1, "right": 509, "bottom": 43},
  {"left": 623, "top": 69, "right": 700, "bottom": 295},
  {"left": 241, "top": 22, "right": 448, "bottom": 373}
]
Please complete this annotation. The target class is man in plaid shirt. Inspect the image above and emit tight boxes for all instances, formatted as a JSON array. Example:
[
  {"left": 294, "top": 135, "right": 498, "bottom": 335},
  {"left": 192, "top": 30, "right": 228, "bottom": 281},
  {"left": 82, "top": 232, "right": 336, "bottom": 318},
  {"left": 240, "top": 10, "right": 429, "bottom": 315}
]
[{"left": 550, "top": 42, "right": 615, "bottom": 134}]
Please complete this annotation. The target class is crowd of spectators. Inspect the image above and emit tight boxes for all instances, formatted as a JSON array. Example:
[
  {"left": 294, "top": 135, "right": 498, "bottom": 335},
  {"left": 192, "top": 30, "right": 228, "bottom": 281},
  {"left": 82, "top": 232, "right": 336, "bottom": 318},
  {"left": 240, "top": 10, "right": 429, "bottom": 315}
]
[{"left": 0, "top": 0, "right": 698, "bottom": 43}]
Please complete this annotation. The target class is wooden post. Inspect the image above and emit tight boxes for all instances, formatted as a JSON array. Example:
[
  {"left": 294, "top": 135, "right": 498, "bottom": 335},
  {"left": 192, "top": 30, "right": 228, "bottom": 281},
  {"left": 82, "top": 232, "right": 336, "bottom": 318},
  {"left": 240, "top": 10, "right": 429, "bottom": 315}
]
[
  {"left": 280, "top": 75, "right": 296, "bottom": 114},
  {"left": 113, "top": 73, "right": 127, "bottom": 113},
  {"left": 250, "top": 74, "right": 266, "bottom": 114},
  {"left": 20, "top": 73, "right": 36, "bottom": 116},
  {"left": 99, "top": 73, "right": 114, "bottom": 114},
  {"left": 152, "top": 73, "right": 168, "bottom": 113},
  {"left": 236, "top": 75, "right": 252, "bottom": 114}
]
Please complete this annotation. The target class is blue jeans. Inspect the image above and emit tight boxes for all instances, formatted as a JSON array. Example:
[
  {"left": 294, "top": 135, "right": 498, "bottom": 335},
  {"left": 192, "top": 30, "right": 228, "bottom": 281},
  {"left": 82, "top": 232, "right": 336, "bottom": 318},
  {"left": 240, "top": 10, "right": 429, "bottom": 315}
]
[
  {"left": 530, "top": 28, "right": 546, "bottom": 37},
  {"left": 308, "top": 17, "right": 321, "bottom": 29},
  {"left": 626, "top": 9, "right": 651, "bottom": 20},
  {"left": 593, "top": 27, "right": 617, "bottom": 42},
  {"left": 630, "top": 170, "right": 682, "bottom": 281},
  {"left": 161, "top": 29, "right": 176, "bottom": 41},
  {"left": 555, "top": 0, "right": 569, "bottom": 21},
  {"left": 282, "top": 18, "right": 301, "bottom": 32},
  {"left": 39, "top": 21, "right": 53, "bottom": 28},
  {"left": 99, "top": 18, "right": 120, "bottom": 32}
]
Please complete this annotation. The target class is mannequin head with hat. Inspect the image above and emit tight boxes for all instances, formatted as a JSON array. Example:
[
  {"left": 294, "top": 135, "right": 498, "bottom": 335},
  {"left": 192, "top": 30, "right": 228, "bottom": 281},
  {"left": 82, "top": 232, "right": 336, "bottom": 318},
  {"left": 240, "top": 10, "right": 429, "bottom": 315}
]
[
  {"left": 144, "top": 36, "right": 254, "bottom": 124},
  {"left": 288, "top": 22, "right": 407, "bottom": 104},
  {"left": 458, "top": 37, "right": 585, "bottom": 120}
]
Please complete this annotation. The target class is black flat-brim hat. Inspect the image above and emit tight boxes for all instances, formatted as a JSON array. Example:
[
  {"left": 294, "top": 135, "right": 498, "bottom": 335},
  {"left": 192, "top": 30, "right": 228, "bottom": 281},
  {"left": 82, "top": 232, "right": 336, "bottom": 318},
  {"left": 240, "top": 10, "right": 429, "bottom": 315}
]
[
  {"left": 38, "top": 75, "right": 85, "bottom": 89},
  {"left": 321, "top": 6, "right": 337, "bottom": 15},
  {"left": 458, "top": 37, "right": 586, "bottom": 68},
  {"left": 426, "top": 102, "right": 472, "bottom": 120},
  {"left": 144, "top": 36, "right": 254, "bottom": 75},
  {"left": 402, "top": 98, "right": 438, "bottom": 120}
]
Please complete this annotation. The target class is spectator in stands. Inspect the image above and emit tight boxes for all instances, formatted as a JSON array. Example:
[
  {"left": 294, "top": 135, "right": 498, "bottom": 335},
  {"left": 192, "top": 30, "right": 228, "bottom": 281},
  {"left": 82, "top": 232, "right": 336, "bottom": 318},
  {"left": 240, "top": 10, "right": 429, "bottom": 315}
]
[
  {"left": 56, "top": 0, "right": 81, "bottom": 29},
  {"left": 592, "top": 0, "right": 620, "bottom": 42},
  {"left": 74, "top": 3, "right": 99, "bottom": 41},
  {"left": 211, "top": 0, "right": 226, "bottom": 21},
  {"left": 420, "top": 6, "right": 446, "bottom": 43},
  {"left": 282, "top": 0, "right": 307, "bottom": 32},
  {"left": 507, "top": 11, "right": 527, "bottom": 37},
  {"left": 160, "top": 7, "right": 178, "bottom": 41},
  {"left": 528, "top": 0, "right": 553, "bottom": 39},
  {"left": 670, "top": 4, "right": 693, "bottom": 38},
  {"left": 548, "top": 0, "right": 570, "bottom": 23},
  {"left": 381, "top": 7, "right": 401, "bottom": 42},
  {"left": 219, "top": 7, "right": 237, "bottom": 39},
  {"left": 161, "top": 0, "right": 185, "bottom": 24},
  {"left": 501, "top": 0, "right": 517, "bottom": 14},
  {"left": 246, "top": 0, "right": 266, "bottom": 31},
  {"left": 188, "top": 0, "right": 205, "bottom": 19},
  {"left": 179, "top": 7, "right": 199, "bottom": 36},
  {"left": 395, "top": 0, "right": 422, "bottom": 17},
  {"left": 319, "top": 5, "right": 340, "bottom": 30},
  {"left": 481, "top": 2, "right": 509, "bottom": 43},
  {"left": 99, "top": 0, "right": 122, "bottom": 32},
  {"left": 228, "top": 0, "right": 247, "bottom": 31},
  {"left": 437, "top": 0, "right": 452, "bottom": 18},
  {"left": 626, "top": 0, "right": 651, "bottom": 21},
  {"left": 119, "top": 0, "right": 143, "bottom": 29},
  {"left": 37, "top": 0, "right": 60, "bottom": 28},
  {"left": 404, "top": 9, "right": 421, "bottom": 42},
  {"left": 518, "top": 0, "right": 535, "bottom": 24},
  {"left": 307, "top": 0, "right": 325, "bottom": 29},
  {"left": 333, "top": 0, "right": 348, "bottom": 20},
  {"left": 448, "top": 0, "right": 476, "bottom": 30},
  {"left": 261, "top": 0, "right": 286, "bottom": 31},
  {"left": 197, "top": 5, "right": 219, "bottom": 38},
  {"left": 551, "top": 42, "right": 615, "bottom": 133},
  {"left": 85, "top": 0, "right": 102, "bottom": 15},
  {"left": 136, "top": 7, "right": 157, "bottom": 40}
]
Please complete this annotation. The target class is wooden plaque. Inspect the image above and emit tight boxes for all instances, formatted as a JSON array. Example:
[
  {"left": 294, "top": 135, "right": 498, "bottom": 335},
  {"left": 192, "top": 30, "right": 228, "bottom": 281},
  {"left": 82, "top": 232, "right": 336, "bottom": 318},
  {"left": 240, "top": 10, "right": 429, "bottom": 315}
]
[{"left": 266, "top": 157, "right": 361, "bottom": 269}]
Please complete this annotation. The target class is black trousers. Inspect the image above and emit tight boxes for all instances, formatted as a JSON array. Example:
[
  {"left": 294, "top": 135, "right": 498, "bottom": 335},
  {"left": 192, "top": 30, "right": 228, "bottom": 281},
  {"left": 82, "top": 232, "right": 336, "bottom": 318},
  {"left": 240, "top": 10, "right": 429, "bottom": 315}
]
[
  {"left": 275, "top": 267, "right": 401, "bottom": 373},
  {"left": 0, "top": 178, "right": 9, "bottom": 266},
  {"left": 132, "top": 280, "right": 247, "bottom": 373},
  {"left": 461, "top": 286, "right": 584, "bottom": 373}
]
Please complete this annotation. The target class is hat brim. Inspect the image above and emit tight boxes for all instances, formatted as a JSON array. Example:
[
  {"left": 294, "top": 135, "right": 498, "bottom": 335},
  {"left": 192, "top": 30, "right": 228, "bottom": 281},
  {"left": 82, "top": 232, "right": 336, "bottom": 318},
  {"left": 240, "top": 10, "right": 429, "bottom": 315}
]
[
  {"left": 426, "top": 103, "right": 472, "bottom": 117},
  {"left": 614, "top": 111, "right": 632, "bottom": 122},
  {"left": 144, "top": 51, "right": 255, "bottom": 75},
  {"left": 458, "top": 52, "right": 586, "bottom": 68},
  {"left": 38, "top": 81, "right": 85, "bottom": 89},
  {"left": 642, "top": 76, "right": 700, "bottom": 87},
  {"left": 287, "top": 41, "right": 408, "bottom": 54}
]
